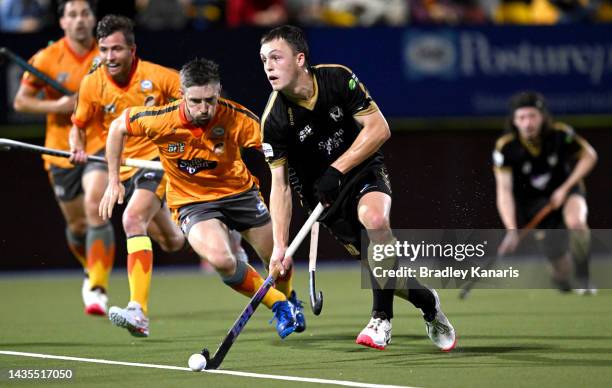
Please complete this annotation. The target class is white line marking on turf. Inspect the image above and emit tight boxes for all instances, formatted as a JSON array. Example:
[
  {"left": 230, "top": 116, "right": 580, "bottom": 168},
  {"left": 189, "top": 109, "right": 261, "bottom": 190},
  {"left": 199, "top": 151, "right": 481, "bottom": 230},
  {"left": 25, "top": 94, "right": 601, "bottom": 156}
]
[{"left": 0, "top": 350, "right": 418, "bottom": 388}]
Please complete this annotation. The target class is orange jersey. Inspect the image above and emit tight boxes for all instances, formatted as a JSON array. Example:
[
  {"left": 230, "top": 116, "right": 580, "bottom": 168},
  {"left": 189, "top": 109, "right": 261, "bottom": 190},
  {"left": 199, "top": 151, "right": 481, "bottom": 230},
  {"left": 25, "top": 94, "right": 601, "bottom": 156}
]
[
  {"left": 71, "top": 58, "right": 180, "bottom": 181},
  {"left": 21, "top": 38, "right": 103, "bottom": 169},
  {"left": 125, "top": 98, "right": 261, "bottom": 209}
]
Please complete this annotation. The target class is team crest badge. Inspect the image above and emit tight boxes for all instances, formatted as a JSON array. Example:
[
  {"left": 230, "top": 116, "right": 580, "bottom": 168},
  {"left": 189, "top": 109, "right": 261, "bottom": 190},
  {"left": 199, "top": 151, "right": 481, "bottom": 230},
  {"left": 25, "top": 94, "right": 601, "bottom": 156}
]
[
  {"left": 141, "top": 80, "right": 153, "bottom": 91},
  {"left": 213, "top": 142, "right": 225, "bottom": 155},
  {"left": 329, "top": 106, "right": 343, "bottom": 122},
  {"left": 103, "top": 103, "right": 116, "bottom": 114}
]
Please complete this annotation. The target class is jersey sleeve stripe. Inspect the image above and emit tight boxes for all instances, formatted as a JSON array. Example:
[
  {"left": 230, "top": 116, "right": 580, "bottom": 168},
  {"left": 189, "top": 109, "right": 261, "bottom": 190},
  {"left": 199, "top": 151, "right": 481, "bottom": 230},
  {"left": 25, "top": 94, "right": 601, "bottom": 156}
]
[
  {"left": 260, "top": 91, "right": 278, "bottom": 141},
  {"left": 268, "top": 157, "right": 287, "bottom": 168},
  {"left": 128, "top": 103, "right": 180, "bottom": 123},
  {"left": 218, "top": 100, "right": 260, "bottom": 122}
]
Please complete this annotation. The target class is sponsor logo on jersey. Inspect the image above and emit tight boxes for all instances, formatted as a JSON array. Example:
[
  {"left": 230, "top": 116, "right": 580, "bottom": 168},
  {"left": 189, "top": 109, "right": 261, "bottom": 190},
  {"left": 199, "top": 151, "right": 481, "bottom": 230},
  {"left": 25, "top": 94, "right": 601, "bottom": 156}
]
[
  {"left": 299, "top": 125, "right": 313, "bottom": 142},
  {"left": 262, "top": 143, "right": 274, "bottom": 158},
  {"left": 530, "top": 173, "right": 551, "bottom": 190},
  {"left": 168, "top": 142, "right": 185, "bottom": 153},
  {"left": 288, "top": 107, "right": 295, "bottom": 126},
  {"left": 178, "top": 158, "right": 218, "bottom": 175},
  {"left": 213, "top": 142, "right": 225, "bottom": 155},
  {"left": 349, "top": 73, "right": 359, "bottom": 90},
  {"left": 103, "top": 103, "right": 116, "bottom": 114},
  {"left": 211, "top": 127, "right": 225, "bottom": 138},
  {"left": 329, "top": 106, "right": 343, "bottom": 122},
  {"left": 318, "top": 129, "right": 345, "bottom": 155},
  {"left": 141, "top": 80, "right": 153, "bottom": 91},
  {"left": 144, "top": 171, "right": 156, "bottom": 180}
]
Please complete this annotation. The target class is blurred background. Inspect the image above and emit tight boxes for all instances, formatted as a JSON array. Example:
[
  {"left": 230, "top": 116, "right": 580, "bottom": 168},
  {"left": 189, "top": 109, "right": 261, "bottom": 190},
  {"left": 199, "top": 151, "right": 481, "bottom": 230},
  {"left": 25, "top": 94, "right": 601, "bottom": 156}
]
[{"left": 0, "top": 0, "right": 610, "bottom": 269}]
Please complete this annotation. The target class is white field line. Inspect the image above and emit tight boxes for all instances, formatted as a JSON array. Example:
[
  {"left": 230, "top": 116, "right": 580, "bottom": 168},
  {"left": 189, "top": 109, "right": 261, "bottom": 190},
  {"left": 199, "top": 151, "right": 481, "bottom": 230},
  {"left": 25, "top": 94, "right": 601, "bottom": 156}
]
[{"left": 0, "top": 350, "right": 419, "bottom": 388}]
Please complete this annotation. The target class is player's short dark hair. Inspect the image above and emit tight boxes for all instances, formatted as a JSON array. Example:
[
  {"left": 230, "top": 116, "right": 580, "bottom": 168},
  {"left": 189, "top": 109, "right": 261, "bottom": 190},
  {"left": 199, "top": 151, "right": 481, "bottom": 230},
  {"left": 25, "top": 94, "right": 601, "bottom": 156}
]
[
  {"left": 505, "top": 91, "right": 553, "bottom": 133},
  {"left": 261, "top": 25, "right": 310, "bottom": 67},
  {"left": 180, "top": 58, "right": 221, "bottom": 89},
  {"left": 58, "top": 0, "right": 96, "bottom": 18},
  {"left": 96, "top": 14, "right": 135, "bottom": 46}
]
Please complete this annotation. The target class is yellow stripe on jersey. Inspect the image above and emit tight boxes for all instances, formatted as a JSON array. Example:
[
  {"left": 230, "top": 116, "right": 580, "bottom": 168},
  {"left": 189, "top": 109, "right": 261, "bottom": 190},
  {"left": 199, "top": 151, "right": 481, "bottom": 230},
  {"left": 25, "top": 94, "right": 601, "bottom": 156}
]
[
  {"left": 495, "top": 133, "right": 515, "bottom": 152},
  {"left": 261, "top": 91, "right": 279, "bottom": 142}
]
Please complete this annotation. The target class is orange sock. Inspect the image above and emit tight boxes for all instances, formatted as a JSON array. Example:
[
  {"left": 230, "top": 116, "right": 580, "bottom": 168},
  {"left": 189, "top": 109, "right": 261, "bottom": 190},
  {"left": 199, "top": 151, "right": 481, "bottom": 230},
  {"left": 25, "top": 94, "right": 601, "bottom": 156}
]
[
  {"left": 274, "top": 265, "right": 294, "bottom": 297},
  {"left": 127, "top": 236, "right": 153, "bottom": 314},
  {"left": 222, "top": 260, "right": 286, "bottom": 309},
  {"left": 65, "top": 227, "right": 87, "bottom": 270},
  {"left": 86, "top": 223, "right": 115, "bottom": 291}
]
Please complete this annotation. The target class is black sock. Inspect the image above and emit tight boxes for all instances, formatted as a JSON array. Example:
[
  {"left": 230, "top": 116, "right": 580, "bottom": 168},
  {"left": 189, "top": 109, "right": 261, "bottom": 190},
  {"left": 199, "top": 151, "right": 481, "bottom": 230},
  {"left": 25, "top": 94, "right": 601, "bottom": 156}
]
[
  {"left": 407, "top": 287, "right": 437, "bottom": 321},
  {"left": 371, "top": 289, "right": 394, "bottom": 320},
  {"left": 570, "top": 229, "right": 591, "bottom": 284}
]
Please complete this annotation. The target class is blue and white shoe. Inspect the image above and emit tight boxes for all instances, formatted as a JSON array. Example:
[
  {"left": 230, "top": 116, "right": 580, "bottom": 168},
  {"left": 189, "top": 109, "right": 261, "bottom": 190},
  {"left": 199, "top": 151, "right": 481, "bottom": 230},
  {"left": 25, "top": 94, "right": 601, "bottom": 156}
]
[
  {"left": 288, "top": 291, "right": 306, "bottom": 333},
  {"left": 270, "top": 300, "right": 297, "bottom": 339}
]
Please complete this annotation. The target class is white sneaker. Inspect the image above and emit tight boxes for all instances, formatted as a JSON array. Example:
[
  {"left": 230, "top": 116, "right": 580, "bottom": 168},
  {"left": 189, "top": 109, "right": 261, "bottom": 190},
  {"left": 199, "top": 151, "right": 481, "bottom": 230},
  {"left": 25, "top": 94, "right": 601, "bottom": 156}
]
[
  {"left": 356, "top": 316, "right": 392, "bottom": 350},
  {"left": 574, "top": 283, "right": 598, "bottom": 296},
  {"left": 425, "top": 289, "right": 456, "bottom": 351},
  {"left": 82, "top": 279, "right": 108, "bottom": 316},
  {"left": 108, "top": 301, "right": 150, "bottom": 337}
]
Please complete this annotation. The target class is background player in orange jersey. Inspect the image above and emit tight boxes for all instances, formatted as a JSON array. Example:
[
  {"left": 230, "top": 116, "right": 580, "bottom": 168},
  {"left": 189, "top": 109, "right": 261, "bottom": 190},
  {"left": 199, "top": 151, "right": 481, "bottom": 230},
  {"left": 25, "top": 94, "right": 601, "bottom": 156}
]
[
  {"left": 12, "top": 0, "right": 111, "bottom": 316},
  {"left": 68, "top": 14, "right": 185, "bottom": 330},
  {"left": 99, "top": 58, "right": 303, "bottom": 339}
]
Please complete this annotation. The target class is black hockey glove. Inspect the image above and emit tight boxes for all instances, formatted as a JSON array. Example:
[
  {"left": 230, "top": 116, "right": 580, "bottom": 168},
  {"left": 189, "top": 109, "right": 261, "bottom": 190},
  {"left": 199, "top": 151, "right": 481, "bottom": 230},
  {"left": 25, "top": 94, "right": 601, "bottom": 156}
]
[{"left": 316, "top": 166, "right": 344, "bottom": 207}]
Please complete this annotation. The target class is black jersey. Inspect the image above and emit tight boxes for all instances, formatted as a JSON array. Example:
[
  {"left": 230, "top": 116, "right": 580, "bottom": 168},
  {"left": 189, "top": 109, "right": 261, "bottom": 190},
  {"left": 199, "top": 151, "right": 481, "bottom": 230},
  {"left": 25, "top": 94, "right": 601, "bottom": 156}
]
[
  {"left": 261, "top": 64, "right": 384, "bottom": 208},
  {"left": 492, "top": 123, "right": 586, "bottom": 202}
]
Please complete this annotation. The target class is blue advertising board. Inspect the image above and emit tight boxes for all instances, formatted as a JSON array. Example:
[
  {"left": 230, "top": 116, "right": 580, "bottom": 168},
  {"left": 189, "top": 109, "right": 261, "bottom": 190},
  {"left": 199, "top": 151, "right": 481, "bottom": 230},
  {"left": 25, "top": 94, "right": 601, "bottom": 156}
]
[{"left": 307, "top": 25, "right": 612, "bottom": 119}]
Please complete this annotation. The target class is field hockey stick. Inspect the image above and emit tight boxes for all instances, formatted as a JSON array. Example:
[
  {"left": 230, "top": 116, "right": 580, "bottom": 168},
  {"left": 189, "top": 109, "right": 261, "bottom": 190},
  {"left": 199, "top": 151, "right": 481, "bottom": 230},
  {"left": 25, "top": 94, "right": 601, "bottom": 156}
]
[
  {"left": 459, "top": 203, "right": 554, "bottom": 299},
  {"left": 199, "top": 203, "right": 325, "bottom": 370},
  {"left": 0, "top": 138, "right": 163, "bottom": 171},
  {"left": 309, "top": 221, "right": 323, "bottom": 315},
  {"left": 0, "top": 47, "right": 73, "bottom": 95}
]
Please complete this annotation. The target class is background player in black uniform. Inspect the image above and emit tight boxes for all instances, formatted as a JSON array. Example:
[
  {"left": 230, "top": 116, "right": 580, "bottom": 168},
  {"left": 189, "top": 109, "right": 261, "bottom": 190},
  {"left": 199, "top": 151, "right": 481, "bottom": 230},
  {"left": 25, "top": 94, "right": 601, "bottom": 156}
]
[
  {"left": 493, "top": 91, "right": 598, "bottom": 294},
  {"left": 259, "top": 25, "right": 456, "bottom": 351}
]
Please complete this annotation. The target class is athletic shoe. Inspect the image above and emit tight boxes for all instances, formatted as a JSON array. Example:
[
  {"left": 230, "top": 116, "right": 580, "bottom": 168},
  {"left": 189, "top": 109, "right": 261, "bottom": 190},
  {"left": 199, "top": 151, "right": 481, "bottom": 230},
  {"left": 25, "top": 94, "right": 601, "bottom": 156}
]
[
  {"left": 270, "top": 300, "right": 297, "bottom": 339},
  {"left": 108, "top": 301, "right": 150, "bottom": 337},
  {"left": 425, "top": 289, "right": 456, "bottom": 351},
  {"left": 288, "top": 290, "right": 306, "bottom": 333},
  {"left": 553, "top": 279, "right": 572, "bottom": 293},
  {"left": 356, "top": 316, "right": 392, "bottom": 350},
  {"left": 82, "top": 279, "right": 107, "bottom": 316},
  {"left": 574, "top": 280, "right": 598, "bottom": 296}
]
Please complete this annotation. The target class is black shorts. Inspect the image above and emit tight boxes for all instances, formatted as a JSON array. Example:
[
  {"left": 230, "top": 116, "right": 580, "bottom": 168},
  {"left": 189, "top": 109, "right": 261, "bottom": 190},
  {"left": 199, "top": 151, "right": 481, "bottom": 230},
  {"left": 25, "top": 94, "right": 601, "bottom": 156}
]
[
  {"left": 318, "top": 164, "right": 392, "bottom": 257},
  {"left": 516, "top": 185, "right": 585, "bottom": 260},
  {"left": 516, "top": 185, "right": 585, "bottom": 229},
  {"left": 177, "top": 187, "right": 270, "bottom": 236},
  {"left": 123, "top": 164, "right": 165, "bottom": 202},
  {"left": 48, "top": 151, "right": 107, "bottom": 202}
]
